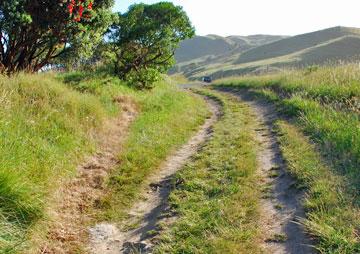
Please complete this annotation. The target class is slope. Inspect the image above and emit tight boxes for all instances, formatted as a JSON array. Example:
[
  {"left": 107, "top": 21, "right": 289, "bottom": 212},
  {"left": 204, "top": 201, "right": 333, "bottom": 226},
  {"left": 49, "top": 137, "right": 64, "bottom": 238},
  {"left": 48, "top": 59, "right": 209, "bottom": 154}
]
[
  {"left": 175, "top": 34, "right": 287, "bottom": 64},
  {"left": 175, "top": 35, "right": 236, "bottom": 63},
  {"left": 235, "top": 26, "right": 360, "bottom": 64},
  {"left": 175, "top": 26, "right": 360, "bottom": 80}
]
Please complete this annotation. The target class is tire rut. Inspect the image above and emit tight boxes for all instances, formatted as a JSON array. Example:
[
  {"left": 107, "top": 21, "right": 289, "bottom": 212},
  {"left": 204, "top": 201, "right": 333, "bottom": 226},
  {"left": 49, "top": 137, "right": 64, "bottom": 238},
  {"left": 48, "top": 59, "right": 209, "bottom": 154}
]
[
  {"left": 88, "top": 97, "right": 221, "bottom": 254},
  {"left": 220, "top": 88, "right": 315, "bottom": 254},
  {"left": 41, "top": 96, "right": 138, "bottom": 254}
]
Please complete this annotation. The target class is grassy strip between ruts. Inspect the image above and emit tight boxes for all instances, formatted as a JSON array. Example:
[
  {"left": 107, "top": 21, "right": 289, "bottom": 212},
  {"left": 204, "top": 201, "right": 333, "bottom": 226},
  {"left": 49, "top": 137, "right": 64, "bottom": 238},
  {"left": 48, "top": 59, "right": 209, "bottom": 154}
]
[
  {"left": 275, "top": 121, "right": 360, "bottom": 253},
  {"left": 154, "top": 89, "right": 262, "bottom": 254}
]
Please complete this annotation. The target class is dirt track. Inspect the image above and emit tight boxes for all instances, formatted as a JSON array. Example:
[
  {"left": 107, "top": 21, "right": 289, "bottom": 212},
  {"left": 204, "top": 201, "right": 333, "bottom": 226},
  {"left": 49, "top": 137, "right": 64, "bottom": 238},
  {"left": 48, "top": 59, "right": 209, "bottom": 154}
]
[
  {"left": 41, "top": 96, "right": 138, "bottom": 254},
  {"left": 44, "top": 86, "right": 314, "bottom": 254},
  {"left": 220, "top": 88, "right": 314, "bottom": 254}
]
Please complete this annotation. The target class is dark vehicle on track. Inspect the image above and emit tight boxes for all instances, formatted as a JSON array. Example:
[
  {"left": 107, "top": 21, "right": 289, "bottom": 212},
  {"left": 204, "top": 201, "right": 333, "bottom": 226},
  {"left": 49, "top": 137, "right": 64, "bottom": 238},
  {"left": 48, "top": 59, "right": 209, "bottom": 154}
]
[{"left": 202, "top": 76, "right": 212, "bottom": 83}]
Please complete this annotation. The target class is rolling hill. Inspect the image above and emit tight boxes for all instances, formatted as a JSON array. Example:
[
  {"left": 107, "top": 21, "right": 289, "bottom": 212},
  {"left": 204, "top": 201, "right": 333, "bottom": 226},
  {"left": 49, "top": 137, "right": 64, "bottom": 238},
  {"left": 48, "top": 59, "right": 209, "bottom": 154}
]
[
  {"left": 234, "top": 26, "right": 360, "bottom": 64},
  {"left": 174, "top": 34, "right": 287, "bottom": 64},
  {"left": 173, "top": 26, "right": 360, "bottom": 80}
]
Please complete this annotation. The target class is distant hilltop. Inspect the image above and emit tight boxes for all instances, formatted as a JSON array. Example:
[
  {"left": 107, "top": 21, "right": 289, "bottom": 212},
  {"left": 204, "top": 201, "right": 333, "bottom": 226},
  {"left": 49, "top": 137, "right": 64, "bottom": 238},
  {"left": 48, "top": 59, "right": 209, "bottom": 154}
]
[
  {"left": 172, "top": 26, "right": 360, "bottom": 79},
  {"left": 175, "top": 34, "right": 288, "bottom": 63}
]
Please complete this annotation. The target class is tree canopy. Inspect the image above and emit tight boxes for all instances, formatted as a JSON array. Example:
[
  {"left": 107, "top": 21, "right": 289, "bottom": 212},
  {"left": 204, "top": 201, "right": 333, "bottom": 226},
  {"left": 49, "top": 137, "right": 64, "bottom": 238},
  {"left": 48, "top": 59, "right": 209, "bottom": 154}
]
[
  {"left": 110, "top": 2, "right": 195, "bottom": 89},
  {"left": 0, "top": 0, "right": 114, "bottom": 73}
]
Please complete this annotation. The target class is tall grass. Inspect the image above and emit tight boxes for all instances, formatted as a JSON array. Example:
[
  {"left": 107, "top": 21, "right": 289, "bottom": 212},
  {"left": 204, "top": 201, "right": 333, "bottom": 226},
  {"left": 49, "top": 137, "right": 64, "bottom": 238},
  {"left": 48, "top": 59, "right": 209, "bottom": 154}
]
[
  {"left": 217, "top": 64, "right": 360, "bottom": 113},
  {"left": 0, "top": 70, "right": 209, "bottom": 253},
  {"left": 276, "top": 121, "right": 360, "bottom": 253},
  {"left": 0, "top": 73, "right": 109, "bottom": 251}
]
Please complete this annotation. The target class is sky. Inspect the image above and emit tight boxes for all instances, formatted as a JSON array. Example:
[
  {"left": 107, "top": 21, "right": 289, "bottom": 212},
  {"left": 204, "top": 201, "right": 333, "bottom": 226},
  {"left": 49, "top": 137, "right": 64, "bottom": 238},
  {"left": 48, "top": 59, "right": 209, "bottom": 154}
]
[{"left": 114, "top": 0, "right": 360, "bottom": 37}]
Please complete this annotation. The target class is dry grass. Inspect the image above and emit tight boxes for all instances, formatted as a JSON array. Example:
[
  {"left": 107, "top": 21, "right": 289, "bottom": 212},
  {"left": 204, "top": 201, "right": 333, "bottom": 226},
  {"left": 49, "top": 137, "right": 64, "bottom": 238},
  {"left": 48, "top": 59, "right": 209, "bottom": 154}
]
[{"left": 235, "top": 26, "right": 360, "bottom": 64}]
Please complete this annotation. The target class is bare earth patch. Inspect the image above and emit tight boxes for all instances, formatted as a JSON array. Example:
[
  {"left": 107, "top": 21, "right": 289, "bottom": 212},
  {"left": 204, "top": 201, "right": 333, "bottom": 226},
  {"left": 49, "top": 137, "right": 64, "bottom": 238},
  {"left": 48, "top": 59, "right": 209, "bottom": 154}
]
[
  {"left": 39, "top": 96, "right": 138, "bottom": 254},
  {"left": 88, "top": 98, "right": 221, "bottom": 254},
  {"left": 221, "top": 88, "right": 315, "bottom": 254}
]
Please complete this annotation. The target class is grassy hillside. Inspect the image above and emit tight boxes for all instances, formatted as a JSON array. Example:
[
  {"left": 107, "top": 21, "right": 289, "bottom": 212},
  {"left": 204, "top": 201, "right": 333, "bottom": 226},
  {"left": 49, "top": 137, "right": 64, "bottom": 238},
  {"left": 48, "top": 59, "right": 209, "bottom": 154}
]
[
  {"left": 235, "top": 26, "right": 360, "bottom": 64},
  {"left": 295, "top": 35, "right": 360, "bottom": 65},
  {"left": 175, "top": 36, "right": 236, "bottom": 63},
  {"left": 228, "top": 34, "right": 288, "bottom": 48},
  {"left": 174, "top": 26, "right": 360, "bottom": 80},
  {"left": 0, "top": 72, "right": 209, "bottom": 253},
  {"left": 174, "top": 34, "right": 286, "bottom": 64},
  {"left": 190, "top": 35, "right": 360, "bottom": 80},
  {"left": 213, "top": 64, "right": 360, "bottom": 252}
]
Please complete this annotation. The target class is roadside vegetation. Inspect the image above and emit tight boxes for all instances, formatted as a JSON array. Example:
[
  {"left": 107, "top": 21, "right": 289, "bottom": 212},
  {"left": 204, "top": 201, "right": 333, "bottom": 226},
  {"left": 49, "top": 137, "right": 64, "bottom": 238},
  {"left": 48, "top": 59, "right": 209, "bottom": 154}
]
[
  {"left": 110, "top": 2, "right": 194, "bottom": 89},
  {"left": 214, "top": 64, "right": 360, "bottom": 253},
  {"left": 276, "top": 121, "right": 360, "bottom": 253},
  {"left": 0, "top": 1, "right": 201, "bottom": 252},
  {"left": 216, "top": 64, "right": 360, "bottom": 112},
  {"left": 0, "top": 73, "right": 111, "bottom": 252},
  {"left": 0, "top": 71, "right": 208, "bottom": 253},
  {"left": 169, "top": 74, "right": 190, "bottom": 85},
  {"left": 155, "top": 90, "right": 262, "bottom": 254}
]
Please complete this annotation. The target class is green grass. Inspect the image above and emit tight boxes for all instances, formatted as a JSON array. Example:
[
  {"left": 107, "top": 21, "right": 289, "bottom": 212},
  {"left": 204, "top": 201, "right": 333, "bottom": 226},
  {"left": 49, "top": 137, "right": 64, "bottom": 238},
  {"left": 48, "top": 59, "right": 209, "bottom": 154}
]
[
  {"left": 169, "top": 74, "right": 189, "bottom": 85},
  {"left": 216, "top": 64, "right": 360, "bottom": 112},
  {"left": 155, "top": 89, "right": 262, "bottom": 254},
  {"left": 276, "top": 121, "right": 360, "bottom": 253},
  {"left": 0, "top": 73, "right": 109, "bottom": 252},
  {"left": 0, "top": 70, "right": 209, "bottom": 253},
  {"left": 97, "top": 81, "right": 209, "bottom": 221},
  {"left": 56, "top": 70, "right": 210, "bottom": 228},
  {"left": 58, "top": 69, "right": 209, "bottom": 220},
  {"left": 214, "top": 64, "right": 360, "bottom": 253}
]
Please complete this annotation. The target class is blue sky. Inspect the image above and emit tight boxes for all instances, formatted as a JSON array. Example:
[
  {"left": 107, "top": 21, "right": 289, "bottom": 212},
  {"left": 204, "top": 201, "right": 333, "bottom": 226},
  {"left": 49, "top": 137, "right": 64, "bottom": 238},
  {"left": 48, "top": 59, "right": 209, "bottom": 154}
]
[{"left": 114, "top": 0, "right": 360, "bottom": 36}]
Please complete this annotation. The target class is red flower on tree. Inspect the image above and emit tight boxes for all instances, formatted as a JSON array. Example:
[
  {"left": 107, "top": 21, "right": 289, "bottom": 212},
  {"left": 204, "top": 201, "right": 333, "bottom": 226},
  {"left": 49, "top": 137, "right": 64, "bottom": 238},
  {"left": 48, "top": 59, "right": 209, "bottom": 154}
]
[
  {"left": 78, "top": 5, "right": 84, "bottom": 16},
  {"left": 67, "top": 0, "right": 93, "bottom": 22},
  {"left": 67, "top": 0, "right": 75, "bottom": 14},
  {"left": 67, "top": 5, "right": 73, "bottom": 14}
]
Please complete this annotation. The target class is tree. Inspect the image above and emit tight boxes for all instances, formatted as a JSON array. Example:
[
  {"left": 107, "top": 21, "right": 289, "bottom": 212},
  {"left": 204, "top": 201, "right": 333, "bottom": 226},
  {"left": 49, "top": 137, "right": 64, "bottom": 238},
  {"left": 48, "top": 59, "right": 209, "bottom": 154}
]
[
  {"left": 110, "top": 2, "right": 195, "bottom": 89},
  {"left": 55, "top": 40, "right": 114, "bottom": 71},
  {"left": 0, "top": 0, "right": 114, "bottom": 74}
]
